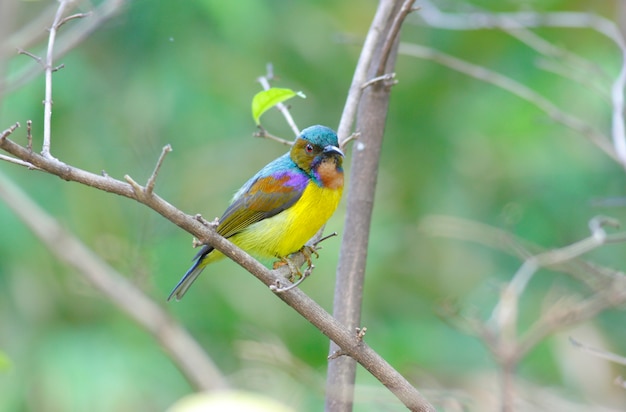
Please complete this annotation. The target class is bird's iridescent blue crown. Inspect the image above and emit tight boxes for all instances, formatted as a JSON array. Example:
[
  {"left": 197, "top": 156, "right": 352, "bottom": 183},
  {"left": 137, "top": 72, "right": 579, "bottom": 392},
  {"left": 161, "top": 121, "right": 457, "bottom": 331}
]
[{"left": 298, "top": 125, "right": 339, "bottom": 148}]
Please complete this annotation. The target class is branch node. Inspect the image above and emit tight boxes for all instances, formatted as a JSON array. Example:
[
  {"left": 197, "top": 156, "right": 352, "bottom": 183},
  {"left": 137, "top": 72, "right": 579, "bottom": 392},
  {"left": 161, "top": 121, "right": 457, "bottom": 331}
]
[
  {"left": 589, "top": 215, "right": 620, "bottom": 241},
  {"left": 194, "top": 214, "right": 217, "bottom": 228},
  {"left": 340, "top": 132, "right": 361, "bottom": 149},
  {"left": 124, "top": 174, "right": 144, "bottom": 196},
  {"left": 361, "top": 72, "right": 397, "bottom": 90},
  {"left": 356, "top": 326, "right": 368, "bottom": 342},
  {"left": 328, "top": 349, "right": 348, "bottom": 360}
]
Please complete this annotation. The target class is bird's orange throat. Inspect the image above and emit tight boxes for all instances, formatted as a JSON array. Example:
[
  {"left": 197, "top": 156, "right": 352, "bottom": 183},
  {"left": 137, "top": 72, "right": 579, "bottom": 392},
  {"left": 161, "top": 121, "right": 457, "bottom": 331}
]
[{"left": 316, "top": 158, "right": 344, "bottom": 190}]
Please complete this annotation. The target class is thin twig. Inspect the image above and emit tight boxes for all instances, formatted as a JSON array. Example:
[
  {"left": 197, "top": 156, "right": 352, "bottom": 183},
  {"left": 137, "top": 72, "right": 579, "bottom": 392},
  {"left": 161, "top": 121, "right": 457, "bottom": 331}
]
[
  {"left": 145, "top": 144, "right": 172, "bottom": 195},
  {"left": 256, "top": 63, "right": 300, "bottom": 137},
  {"left": 340, "top": 132, "right": 360, "bottom": 150},
  {"left": 0, "top": 122, "right": 20, "bottom": 139},
  {"left": 399, "top": 43, "right": 620, "bottom": 163},
  {"left": 42, "top": 0, "right": 72, "bottom": 159},
  {"left": 0, "top": 170, "right": 228, "bottom": 391},
  {"left": 254, "top": 126, "right": 293, "bottom": 146},
  {"left": 570, "top": 337, "right": 626, "bottom": 366},
  {"left": 3, "top": 0, "right": 125, "bottom": 95},
  {"left": 415, "top": 0, "right": 626, "bottom": 168},
  {"left": 17, "top": 48, "right": 43, "bottom": 65},
  {"left": 0, "top": 134, "right": 434, "bottom": 412},
  {"left": 0, "top": 154, "right": 37, "bottom": 169},
  {"left": 518, "top": 283, "right": 626, "bottom": 359},
  {"left": 26, "top": 120, "right": 32, "bottom": 151},
  {"left": 376, "top": 0, "right": 416, "bottom": 77},
  {"left": 361, "top": 72, "right": 396, "bottom": 90},
  {"left": 58, "top": 12, "right": 92, "bottom": 28}
]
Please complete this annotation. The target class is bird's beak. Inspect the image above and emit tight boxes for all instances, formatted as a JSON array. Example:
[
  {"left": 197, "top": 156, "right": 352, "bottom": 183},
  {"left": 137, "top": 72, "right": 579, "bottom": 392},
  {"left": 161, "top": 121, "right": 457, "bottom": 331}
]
[{"left": 323, "top": 145, "right": 344, "bottom": 157}]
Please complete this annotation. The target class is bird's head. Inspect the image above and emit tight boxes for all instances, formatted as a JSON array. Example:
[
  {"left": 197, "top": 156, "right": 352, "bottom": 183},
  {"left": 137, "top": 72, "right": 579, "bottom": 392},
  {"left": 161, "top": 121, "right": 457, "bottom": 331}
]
[{"left": 291, "top": 125, "right": 344, "bottom": 189}]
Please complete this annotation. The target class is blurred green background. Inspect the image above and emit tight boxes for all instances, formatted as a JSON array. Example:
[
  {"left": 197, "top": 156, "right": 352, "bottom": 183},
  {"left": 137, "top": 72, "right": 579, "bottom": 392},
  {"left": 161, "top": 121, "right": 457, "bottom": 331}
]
[{"left": 2, "top": 0, "right": 626, "bottom": 410}]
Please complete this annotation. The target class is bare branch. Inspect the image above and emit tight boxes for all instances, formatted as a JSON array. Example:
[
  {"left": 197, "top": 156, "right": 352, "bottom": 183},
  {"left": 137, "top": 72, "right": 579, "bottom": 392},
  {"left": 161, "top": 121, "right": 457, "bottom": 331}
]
[
  {"left": 376, "top": 0, "right": 416, "bottom": 77},
  {"left": 399, "top": 43, "right": 620, "bottom": 163},
  {"left": 17, "top": 48, "right": 43, "bottom": 65},
  {"left": 419, "top": 214, "right": 625, "bottom": 293},
  {"left": 42, "top": 0, "right": 72, "bottom": 158},
  {"left": 26, "top": 119, "right": 32, "bottom": 151},
  {"left": 145, "top": 144, "right": 172, "bottom": 195},
  {"left": 1, "top": 122, "right": 20, "bottom": 139},
  {"left": 341, "top": 132, "right": 360, "bottom": 147},
  {"left": 0, "top": 169, "right": 228, "bottom": 391},
  {"left": 519, "top": 282, "right": 626, "bottom": 359},
  {"left": 0, "top": 154, "right": 37, "bottom": 169},
  {"left": 327, "top": 1, "right": 430, "bottom": 411},
  {"left": 361, "top": 72, "right": 396, "bottom": 90},
  {"left": 253, "top": 126, "right": 293, "bottom": 146},
  {"left": 414, "top": 0, "right": 626, "bottom": 168},
  {"left": 2, "top": 0, "right": 125, "bottom": 96},
  {"left": 491, "top": 216, "right": 622, "bottom": 331},
  {"left": 570, "top": 337, "right": 626, "bottom": 367},
  {"left": 0, "top": 132, "right": 434, "bottom": 412},
  {"left": 58, "top": 12, "right": 92, "bottom": 28}
]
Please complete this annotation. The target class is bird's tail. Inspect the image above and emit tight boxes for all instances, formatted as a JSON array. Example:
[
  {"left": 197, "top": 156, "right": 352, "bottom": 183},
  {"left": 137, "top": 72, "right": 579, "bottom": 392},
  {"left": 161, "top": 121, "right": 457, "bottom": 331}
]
[{"left": 167, "top": 245, "right": 213, "bottom": 301}]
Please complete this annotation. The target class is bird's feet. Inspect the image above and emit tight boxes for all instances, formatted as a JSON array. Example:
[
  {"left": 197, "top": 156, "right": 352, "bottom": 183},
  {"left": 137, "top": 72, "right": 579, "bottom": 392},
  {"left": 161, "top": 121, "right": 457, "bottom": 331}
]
[{"left": 270, "top": 245, "right": 319, "bottom": 292}]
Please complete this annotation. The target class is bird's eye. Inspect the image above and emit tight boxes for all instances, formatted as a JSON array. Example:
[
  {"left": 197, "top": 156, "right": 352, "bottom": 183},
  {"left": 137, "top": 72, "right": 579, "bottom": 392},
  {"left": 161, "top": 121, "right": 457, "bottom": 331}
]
[{"left": 305, "top": 144, "right": 314, "bottom": 153}]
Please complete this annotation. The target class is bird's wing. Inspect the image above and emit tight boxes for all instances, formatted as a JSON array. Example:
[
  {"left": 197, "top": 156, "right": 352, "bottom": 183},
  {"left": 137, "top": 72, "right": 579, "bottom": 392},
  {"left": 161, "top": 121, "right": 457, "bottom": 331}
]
[{"left": 217, "top": 169, "right": 308, "bottom": 238}]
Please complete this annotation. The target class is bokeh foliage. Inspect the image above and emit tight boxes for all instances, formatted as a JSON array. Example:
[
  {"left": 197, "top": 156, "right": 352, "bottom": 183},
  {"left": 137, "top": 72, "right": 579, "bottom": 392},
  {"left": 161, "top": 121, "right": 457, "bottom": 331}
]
[{"left": 1, "top": 0, "right": 626, "bottom": 410}]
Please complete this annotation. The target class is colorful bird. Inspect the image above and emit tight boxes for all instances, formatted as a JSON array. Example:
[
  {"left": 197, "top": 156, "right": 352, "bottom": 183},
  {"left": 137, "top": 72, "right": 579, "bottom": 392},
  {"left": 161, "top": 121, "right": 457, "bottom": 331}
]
[{"left": 169, "top": 125, "right": 344, "bottom": 301}]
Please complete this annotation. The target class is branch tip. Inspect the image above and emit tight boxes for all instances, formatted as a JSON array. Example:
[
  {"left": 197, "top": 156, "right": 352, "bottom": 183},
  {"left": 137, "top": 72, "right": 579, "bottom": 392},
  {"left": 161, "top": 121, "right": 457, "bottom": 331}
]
[
  {"left": 145, "top": 144, "right": 173, "bottom": 194},
  {"left": 254, "top": 126, "right": 294, "bottom": 146},
  {"left": 58, "top": 12, "right": 92, "bottom": 28},
  {"left": 313, "top": 232, "right": 338, "bottom": 248},
  {"left": 377, "top": 0, "right": 417, "bottom": 76},
  {"left": 194, "top": 214, "right": 217, "bottom": 228},
  {"left": 340, "top": 132, "right": 360, "bottom": 149},
  {"left": 124, "top": 174, "right": 143, "bottom": 194},
  {"left": 26, "top": 120, "right": 33, "bottom": 151},
  {"left": 1, "top": 122, "right": 20, "bottom": 140},
  {"left": 17, "top": 49, "right": 43, "bottom": 65}
]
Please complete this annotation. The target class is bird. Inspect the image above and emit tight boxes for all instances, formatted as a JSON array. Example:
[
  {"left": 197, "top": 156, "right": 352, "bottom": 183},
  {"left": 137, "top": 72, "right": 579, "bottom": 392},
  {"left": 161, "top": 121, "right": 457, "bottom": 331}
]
[{"left": 168, "top": 125, "right": 344, "bottom": 301}]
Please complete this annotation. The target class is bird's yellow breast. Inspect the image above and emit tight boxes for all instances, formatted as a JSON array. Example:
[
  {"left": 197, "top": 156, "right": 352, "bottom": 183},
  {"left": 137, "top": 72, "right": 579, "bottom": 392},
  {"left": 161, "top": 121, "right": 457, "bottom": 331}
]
[{"left": 231, "top": 182, "right": 343, "bottom": 258}]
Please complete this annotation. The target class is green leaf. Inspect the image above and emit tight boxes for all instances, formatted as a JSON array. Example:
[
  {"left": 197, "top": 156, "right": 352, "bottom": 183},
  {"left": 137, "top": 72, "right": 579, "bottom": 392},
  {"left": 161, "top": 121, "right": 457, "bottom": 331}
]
[{"left": 251, "top": 88, "right": 306, "bottom": 125}]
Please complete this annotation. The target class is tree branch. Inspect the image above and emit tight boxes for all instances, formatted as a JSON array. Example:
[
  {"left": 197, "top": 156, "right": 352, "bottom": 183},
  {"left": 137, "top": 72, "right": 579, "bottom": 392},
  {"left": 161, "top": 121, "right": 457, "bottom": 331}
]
[
  {"left": 327, "top": 1, "right": 425, "bottom": 411},
  {"left": 0, "top": 130, "right": 434, "bottom": 411},
  {"left": 0, "top": 169, "right": 228, "bottom": 391},
  {"left": 414, "top": 0, "right": 626, "bottom": 168},
  {"left": 399, "top": 42, "right": 620, "bottom": 163},
  {"left": 1, "top": 0, "right": 125, "bottom": 95}
]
